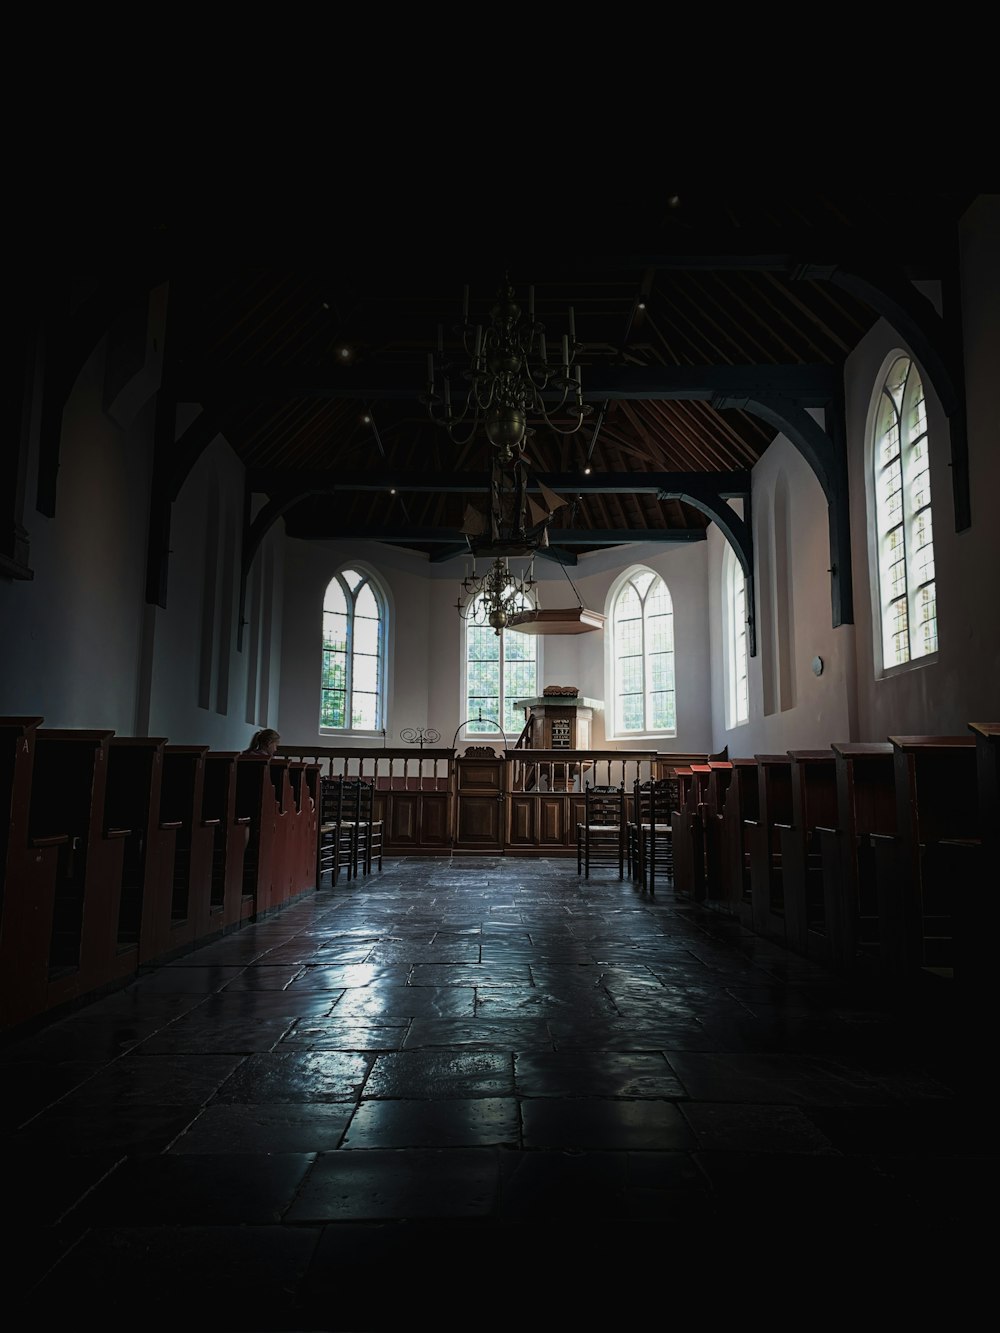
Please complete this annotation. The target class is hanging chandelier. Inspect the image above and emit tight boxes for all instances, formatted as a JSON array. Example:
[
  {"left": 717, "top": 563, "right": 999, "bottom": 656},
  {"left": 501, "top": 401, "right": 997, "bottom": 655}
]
[
  {"left": 455, "top": 555, "right": 537, "bottom": 636},
  {"left": 424, "top": 274, "right": 591, "bottom": 463}
]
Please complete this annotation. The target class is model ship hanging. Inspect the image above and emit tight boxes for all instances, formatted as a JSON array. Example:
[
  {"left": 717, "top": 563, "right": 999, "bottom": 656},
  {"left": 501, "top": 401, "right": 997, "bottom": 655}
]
[{"left": 424, "top": 274, "right": 604, "bottom": 639}]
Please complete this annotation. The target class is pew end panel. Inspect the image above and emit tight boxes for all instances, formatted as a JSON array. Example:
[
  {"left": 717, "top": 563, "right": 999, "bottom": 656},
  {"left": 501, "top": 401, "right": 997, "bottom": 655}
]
[
  {"left": 161, "top": 745, "right": 213, "bottom": 952},
  {"left": 782, "top": 750, "right": 838, "bottom": 958},
  {"left": 749, "top": 755, "right": 794, "bottom": 944},
  {"left": 890, "top": 735, "right": 978, "bottom": 979}
]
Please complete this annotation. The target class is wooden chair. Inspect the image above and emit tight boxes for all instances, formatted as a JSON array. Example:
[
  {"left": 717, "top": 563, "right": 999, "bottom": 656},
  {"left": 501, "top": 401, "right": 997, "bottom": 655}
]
[
  {"left": 318, "top": 777, "right": 355, "bottom": 885},
  {"left": 352, "top": 778, "right": 384, "bottom": 877},
  {"left": 628, "top": 779, "right": 651, "bottom": 880},
  {"left": 576, "top": 783, "right": 626, "bottom": 878},
  {"left": 635, "top": 776, "right": 676, "bottom": 892}
]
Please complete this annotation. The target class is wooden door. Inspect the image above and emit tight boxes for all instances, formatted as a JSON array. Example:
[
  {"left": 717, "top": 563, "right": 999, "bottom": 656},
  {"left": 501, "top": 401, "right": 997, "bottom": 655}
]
[{"left": 454, "top": 755, "right": 504, "bottom": 851}]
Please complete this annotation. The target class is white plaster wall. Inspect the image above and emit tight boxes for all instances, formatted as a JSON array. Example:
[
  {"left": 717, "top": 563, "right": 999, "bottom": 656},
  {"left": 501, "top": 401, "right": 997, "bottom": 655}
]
[
  {"left": 0, "top": 340, "right": 151, "bottom": 731},
  {"left": 708, "top": 434, "right": 854, "bottom": 758},
  {"left": 846, "top": 194, "right": 1000, "bottom": 739},
  {"left": 146, "top": 429, "right": 278, "bottom": 750},
  {"left": 279, "top": 539, "right": 424, "bottom": 749},
  {"left": 276, "top": 536, "right": 714, "bottom": 755}
]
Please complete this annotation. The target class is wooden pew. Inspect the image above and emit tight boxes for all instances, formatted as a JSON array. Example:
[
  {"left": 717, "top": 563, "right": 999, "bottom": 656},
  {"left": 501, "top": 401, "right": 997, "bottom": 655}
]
[
  {"left": 687, "top": 763, "right": 712, "bottom": 901},
  {"left": 889, "top": 734, "right": 979, "bottom": 980},
  {"left": 202, "top": 752, "right": 249, "bottom": 930},
  {"left": 105, "top": 737, "right": 179, "bottom": 964},
  {"left": 264, "top": 758, "right": 293, "bottom": 912},
  {"left": 702, "top": 760, "right": 735, "bottom": 910},
  {"left": 747, "top": 754, "right": 793, "bottom": 943},
  {"left": 672, "top": 763, "right": 716, "bottom": 900},
  {"left": 668, "top": 767, "right": 695, "bottom": 895},
  {"left": 821, "top": 743, "right": 897, "bottom": 974},
  {"left": 778, "top": 749, "right": 838, "bottom": 958},
  {"left": 28, "top": 729, "right": 133, "bottom": 1010},
  {"left": 721, "top": 758, "right": 759, "bottom": 921},
  {"left": 235, "top": 755, "right": 279, "bottom": 919},
  {"left": 968, "top": 724, "right": 999, "bottom": 1004},
  {"left": 161, "top": 745, "right": 215, "bottom": 949},
  {"left": 970, "top": 724, "right": 999, "bottom": 836},
  {"left": 286, "top": 760, "right": 319, "bottom": 898},
  {"left": 0, "top": 717, "right": 69, "bottom": 1028}
]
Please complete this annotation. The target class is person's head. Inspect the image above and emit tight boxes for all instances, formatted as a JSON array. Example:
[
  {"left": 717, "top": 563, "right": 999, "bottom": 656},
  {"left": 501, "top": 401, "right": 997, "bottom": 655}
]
[{"left": 251, "top": 728, "right": 280, "bottom": 756}]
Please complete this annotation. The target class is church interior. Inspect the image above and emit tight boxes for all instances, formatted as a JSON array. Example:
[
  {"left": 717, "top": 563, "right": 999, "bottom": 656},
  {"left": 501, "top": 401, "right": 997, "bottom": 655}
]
[{"left": 2, "top": 192, "right": 997, "bottom": 1325}]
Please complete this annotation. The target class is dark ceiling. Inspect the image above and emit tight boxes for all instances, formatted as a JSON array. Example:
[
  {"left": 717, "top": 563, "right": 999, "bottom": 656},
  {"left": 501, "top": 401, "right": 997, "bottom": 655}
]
[{"left": 32, "top": 189, "right": 981, "bottom": 583}]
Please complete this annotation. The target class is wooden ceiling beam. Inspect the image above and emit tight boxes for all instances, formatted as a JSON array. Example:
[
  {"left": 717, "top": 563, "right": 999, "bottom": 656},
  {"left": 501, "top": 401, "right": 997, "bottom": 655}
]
[{"left": 246, "top": 469, "right": 752, "bottom": 496}]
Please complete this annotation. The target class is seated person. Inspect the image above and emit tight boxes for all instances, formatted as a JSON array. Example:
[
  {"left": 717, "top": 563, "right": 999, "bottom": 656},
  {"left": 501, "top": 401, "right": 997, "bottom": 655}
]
[{"left": 242, "top": 728, "right": 280, "bottom": 758}]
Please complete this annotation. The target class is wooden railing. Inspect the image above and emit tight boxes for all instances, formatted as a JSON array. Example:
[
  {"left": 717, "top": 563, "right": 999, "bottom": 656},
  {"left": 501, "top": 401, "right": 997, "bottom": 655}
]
[{"left": 278, "top": 745, "right": 715, "bottom": 857}]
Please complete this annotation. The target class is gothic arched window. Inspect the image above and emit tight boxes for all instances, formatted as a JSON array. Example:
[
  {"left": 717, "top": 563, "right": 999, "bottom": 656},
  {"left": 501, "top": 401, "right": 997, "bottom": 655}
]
[
  {"left": 321, "top": 567, "right": 387, "bottom": 731},
  {"left": 611, "top": 568, "right": 675, "bottom": 735},
  {"left": 724, "top": 544, "right": 749, "bottom": 726},
  {"left": 871, "top": 357, "right": 937, "bottom": 669}
]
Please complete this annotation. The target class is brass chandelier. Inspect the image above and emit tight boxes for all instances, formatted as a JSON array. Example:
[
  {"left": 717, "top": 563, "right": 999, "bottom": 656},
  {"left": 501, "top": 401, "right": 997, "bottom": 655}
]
[
  {"left": 424, "top": 275, "right": 591, "bottom": 464},
  {"left": 455, "top": 554, "right": 537, "bottom": 637}
]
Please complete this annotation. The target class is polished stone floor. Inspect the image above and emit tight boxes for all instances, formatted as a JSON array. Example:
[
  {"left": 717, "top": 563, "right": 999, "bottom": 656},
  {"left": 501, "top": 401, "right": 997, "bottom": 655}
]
[{"left": 2, "top": 856, "right": 991, "bottom": 1327}]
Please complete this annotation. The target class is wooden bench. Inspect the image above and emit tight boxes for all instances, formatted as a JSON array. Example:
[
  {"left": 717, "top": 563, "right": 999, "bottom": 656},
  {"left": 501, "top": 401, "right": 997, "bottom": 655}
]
[
  {"left": 0, "top": 717, "right": 68, "bottom": 1028},
  {"left": 105, "top": 737, "right": 179, "bottom": 964},
  {"left": 263, "top": 757, "right": 292, "bottom": 913},
  {"left": 889, "top": 734, "right": 979, "bottom": 980},
  {"left": 968, "top": 724, "right": 999, "bottom": 1003},
  {"left": 29, "top": 729, "right": 133, "bottom": 1008},
  {"left": 202, "top": 752, "right": 249, "bottom": 929},
  {"left": 234, "top": 755, "right": 279, "bottom": 919},
  {"left": 286, "top": 760, "right": 320, "bottom": 898},
  {"left": 161, "top": 745, "right": 214, "bottom": 948},
  {"left": 671, "top": 763, "right": 712, "bottom": 900},
  {"left": 747, "top": 754, "right": 793, "bottom": 943},
  {"left": 702, "top": 760, "right": 735, "bottom": 910},
  {"left": 720, "top": 758, "right": 759, "bottom": 920},
  {"left": 668, "top": 767, "right": 694, "bottom": 893},
  {"left": 821, "top": 742, "right": 897, "bottom": 974},
  {"left": 778, "top": 749, "right": 838, "bottom": 958}
]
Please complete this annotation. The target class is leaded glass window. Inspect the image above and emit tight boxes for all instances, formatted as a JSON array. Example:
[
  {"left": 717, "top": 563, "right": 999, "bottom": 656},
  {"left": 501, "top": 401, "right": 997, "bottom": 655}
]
[
  {"left": 466, "top": 593, "right": 536, "bottom": 739},
  {"left": 321, "top": 568, "right": 386, "bottom": 730},
  {"left": 613, "top": 570, "right": 675, "bottom": 734},
  {"left": 873, "top": 358, "right": 937, "bottom": 669},
  {"left": 726, "top": 547, "right": 748, "bottom": 726}
]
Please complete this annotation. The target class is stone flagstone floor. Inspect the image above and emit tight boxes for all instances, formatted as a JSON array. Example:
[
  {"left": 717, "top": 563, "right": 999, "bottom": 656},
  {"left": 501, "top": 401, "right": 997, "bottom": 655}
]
[{"left": 2, "top": 856, "right": 992, "bottom": 1328}]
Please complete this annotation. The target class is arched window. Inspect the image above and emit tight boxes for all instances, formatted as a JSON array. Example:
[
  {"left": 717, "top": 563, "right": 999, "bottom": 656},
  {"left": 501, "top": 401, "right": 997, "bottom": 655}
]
[
  {"left": 465, "top": 595, "right": 537, "bottom": 740},
  {"left": 612, "top": 568, "right": 675, "bottom": 735},
  {"left": 872, "top": 357, "right": 937, "bottom": 669},
  {"left": 724, "top": 544, "right": 749, "bottom": 727},
  {"left": 321, "top": 568, "right": 387, "bottom": 731}
]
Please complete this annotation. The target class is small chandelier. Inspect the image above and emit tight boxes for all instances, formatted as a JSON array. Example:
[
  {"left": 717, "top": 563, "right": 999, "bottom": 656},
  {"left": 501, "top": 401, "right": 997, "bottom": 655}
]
[
  {"left": 456, "top": 556, "right": 537, "bottom": 637},
  {"left": 424, "top": 274, "right": 591, "bottom": 463}
]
